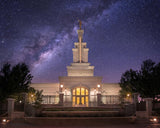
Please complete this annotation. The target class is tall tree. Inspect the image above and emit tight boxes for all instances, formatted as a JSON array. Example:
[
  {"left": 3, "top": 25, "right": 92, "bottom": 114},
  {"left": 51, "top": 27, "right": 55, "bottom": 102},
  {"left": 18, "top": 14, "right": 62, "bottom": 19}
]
[
  {"left": 120, "top": 59, "right": 160, "bottom": 99},
  {"left": 0, "top": 63, "right": 33, "bottom": 101}
]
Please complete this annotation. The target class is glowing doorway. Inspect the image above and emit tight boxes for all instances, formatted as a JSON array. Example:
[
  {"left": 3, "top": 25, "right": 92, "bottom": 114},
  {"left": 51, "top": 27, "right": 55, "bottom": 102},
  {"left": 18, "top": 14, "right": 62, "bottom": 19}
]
[{"left": 72, "top": 87, "right": 89, "bottom": 107}]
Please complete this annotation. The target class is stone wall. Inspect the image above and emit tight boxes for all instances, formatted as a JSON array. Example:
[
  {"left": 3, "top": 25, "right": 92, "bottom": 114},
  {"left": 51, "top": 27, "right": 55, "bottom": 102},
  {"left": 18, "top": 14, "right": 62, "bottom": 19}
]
[
  {"left": 30, "top": 83, "right": 59, "bottom": 95},
  {"left": 102, "top": 83, "right": 121, "bottom": 95}
]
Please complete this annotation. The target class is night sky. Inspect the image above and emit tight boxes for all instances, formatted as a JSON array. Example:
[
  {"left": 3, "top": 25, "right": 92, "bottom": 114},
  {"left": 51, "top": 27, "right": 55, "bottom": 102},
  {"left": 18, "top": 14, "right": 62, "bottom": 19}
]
[{"left": 0, "top": 0, "right": 160, "bottom": 83}]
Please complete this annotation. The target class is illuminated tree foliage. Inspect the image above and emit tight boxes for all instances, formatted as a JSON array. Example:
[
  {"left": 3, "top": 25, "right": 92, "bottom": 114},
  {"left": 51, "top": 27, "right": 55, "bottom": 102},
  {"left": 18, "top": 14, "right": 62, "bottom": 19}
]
[
  {"left": 0, "top": 63, "right": 33, "bottom": 101},
  {"left": 120, "top": 59, "right": 160, "bottom": 99},
  {"left": 28, "top": 87, "right": 43, "bottom": 108}
]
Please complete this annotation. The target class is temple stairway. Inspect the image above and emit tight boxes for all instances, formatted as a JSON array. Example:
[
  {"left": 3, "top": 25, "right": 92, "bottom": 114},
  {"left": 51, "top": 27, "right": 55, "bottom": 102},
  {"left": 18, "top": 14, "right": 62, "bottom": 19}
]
[{"left": 40, "top": 104, "right": 125, "bottom": 117}]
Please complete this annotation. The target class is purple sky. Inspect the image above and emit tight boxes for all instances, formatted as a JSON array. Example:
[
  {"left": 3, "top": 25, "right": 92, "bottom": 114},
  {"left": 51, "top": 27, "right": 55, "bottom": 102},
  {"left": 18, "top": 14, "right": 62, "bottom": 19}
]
[{"left": 0, "top": 0, "right": 160, "bottom": 83}]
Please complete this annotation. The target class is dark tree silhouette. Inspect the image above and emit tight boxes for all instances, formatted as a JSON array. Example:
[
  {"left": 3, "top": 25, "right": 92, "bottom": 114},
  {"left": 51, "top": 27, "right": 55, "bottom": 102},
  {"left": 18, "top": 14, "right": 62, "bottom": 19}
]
[
  {"left": 0, "top": 63, "right": 33, "bottom": 101},
  {"left": 120, "top": 59, "right": 160, "bottom": 99}
]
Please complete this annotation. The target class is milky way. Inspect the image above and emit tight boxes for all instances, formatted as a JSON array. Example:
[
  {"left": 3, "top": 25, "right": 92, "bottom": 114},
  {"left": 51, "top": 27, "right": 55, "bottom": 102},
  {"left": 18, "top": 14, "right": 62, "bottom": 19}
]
[{"left": 0, "top": 0, "right": 160, "bottom": 83}]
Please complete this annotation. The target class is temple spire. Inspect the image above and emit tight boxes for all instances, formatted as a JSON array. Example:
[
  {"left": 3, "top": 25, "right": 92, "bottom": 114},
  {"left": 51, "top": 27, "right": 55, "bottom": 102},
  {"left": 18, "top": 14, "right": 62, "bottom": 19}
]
[
  {"left": 78, "top": 20, "right": 83, "bottom": 63},
  {"left": 67, "top": 21, "right": 94, "bottom": 76},
  {"left": 78, "top": 20, "right": 82, "bottom": 30}
]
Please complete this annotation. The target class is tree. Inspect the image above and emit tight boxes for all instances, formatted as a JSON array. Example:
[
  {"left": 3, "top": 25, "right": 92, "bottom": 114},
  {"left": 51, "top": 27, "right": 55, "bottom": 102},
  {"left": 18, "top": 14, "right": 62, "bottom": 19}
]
[
  {"left": 0, "top": 63, "right": 33, "bottom": 101},
  {"left": 120, "top": 59, "right": 160, "bottom": 99},
  {"left": 28, "top": 87, "right": 43, "bottom": 107}
]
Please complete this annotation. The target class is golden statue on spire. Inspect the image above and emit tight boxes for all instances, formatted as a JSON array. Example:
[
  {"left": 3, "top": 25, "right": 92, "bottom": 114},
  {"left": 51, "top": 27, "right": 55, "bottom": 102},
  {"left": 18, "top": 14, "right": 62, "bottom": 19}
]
[{"left": 78, "top": 20, "right": 82, "bottom": 30}]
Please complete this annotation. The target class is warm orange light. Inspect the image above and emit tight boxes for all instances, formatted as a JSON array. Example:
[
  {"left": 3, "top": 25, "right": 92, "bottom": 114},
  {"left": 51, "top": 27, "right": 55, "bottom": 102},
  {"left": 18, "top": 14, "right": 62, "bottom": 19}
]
[
  {"left": 153, "top": 118, "right": 157, "bottom": 122},
  {"left": 2, "top": 119, "right": 6, "bottom": 122},
  {"left": 150, "top": 117, "right": 158, "bottom": 122},
  {"left": 127, "top": 94, "right": 130, "bottom": 97}
]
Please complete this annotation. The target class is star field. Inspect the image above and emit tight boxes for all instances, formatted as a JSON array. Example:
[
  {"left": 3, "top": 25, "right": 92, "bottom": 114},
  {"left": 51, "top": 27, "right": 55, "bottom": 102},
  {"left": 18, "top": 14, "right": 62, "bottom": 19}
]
[{"left": 0, "top": 0, "right": 160, "bottom": 83}]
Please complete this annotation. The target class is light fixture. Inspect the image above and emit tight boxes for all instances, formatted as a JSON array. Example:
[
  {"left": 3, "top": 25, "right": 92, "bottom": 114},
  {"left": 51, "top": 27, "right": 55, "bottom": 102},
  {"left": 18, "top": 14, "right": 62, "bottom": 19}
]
[
  {"left": 2, "top": 119, "right": 6, "bottom": 123},
  {"left": 19, "top": 100, "right": 22, "bottom": 103},
  {"left": 153, "top": 118, "right": 157, "bottom": 122},
  {"left": 150, "top": 117, "right": 158, "bottom": 123},
  {"left": 97, "top": 84, "right": 101, "bottom": 88},
  {"left": 60, "top": 84, "right": 63, "bottom": 88},
  {"left": 127, "top": 94, "right": 130, "bottom": 97}
]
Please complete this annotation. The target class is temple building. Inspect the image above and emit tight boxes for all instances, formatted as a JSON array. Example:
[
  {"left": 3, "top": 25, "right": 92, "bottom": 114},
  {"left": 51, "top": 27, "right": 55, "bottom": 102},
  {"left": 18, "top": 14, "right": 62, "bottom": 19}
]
[{"left": 31, "top": 22, "right": 121, "bottom": 107}]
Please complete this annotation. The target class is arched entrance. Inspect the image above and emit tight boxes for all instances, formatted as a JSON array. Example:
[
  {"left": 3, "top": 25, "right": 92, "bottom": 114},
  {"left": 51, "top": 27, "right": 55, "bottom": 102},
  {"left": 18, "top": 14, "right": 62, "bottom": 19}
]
[{"left": 72, "top": 87, "right": 89, "bottom": 107}]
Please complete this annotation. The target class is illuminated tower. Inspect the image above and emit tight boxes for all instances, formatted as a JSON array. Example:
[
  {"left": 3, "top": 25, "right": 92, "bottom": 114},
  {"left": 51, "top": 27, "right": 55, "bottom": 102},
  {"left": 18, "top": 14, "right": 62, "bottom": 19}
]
[{"left": 67, "top": 21, "right": 94, "bottom": 76}]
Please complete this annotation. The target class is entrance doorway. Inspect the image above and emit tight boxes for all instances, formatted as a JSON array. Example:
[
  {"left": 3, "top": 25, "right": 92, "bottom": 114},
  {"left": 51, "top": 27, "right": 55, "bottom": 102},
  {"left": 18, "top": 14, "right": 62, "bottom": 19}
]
[{"left": 72, "top": 87, "right": 89, "bottom": 107}]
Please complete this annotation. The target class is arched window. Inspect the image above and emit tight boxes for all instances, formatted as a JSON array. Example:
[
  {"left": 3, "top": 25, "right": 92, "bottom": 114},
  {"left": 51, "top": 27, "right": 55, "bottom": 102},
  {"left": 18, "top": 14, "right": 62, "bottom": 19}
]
[{"left": 72, "top": 87, "right": 89, "bottom": 107}]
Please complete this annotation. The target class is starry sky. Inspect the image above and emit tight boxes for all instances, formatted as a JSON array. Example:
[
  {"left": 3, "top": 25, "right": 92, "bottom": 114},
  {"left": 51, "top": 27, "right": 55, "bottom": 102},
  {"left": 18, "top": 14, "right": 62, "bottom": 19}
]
[{"left": 0, "top": 0, "right": 160, "bottom": 83}]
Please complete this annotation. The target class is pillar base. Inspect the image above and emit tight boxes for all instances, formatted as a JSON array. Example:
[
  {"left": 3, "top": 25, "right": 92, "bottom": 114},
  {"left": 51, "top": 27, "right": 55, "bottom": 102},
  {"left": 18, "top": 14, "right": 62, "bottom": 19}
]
[
  {"left": 97, "top": 93, "right": 101, "bottom": 106},
  {"left": 144, "top": 98, "right": 153, "bottom": 118},
  {"left": 59, "top": 93, "right": 64, "bottom": 106},
  {"left": 7, "top": 98, "right": 15, "bottom": 117}
]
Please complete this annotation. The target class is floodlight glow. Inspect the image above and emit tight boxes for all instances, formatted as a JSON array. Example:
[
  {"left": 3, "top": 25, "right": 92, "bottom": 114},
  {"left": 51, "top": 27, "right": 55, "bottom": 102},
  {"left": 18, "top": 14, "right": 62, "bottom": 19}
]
[
  {"left": 153, "top": 118, "right": 157, "bottom": 122},
  {"left": 60, "top": 85, "right": 63, "bottom": 88},
  {"left": 150, "top": 117, "right": 158, "bottom": 123},
  {"left": 2, "top": 119, "right": 6, "bottom": 122},
  {"left": 97, "top": 84, "right": 100, "bottom": 88}
]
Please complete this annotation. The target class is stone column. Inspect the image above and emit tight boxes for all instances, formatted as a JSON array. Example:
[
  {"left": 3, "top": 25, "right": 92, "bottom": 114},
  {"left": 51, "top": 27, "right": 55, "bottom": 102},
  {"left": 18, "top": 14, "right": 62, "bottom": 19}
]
[
  {"left": 133, "top": 93, "right": 138, "bottom": 105},
  {"left": 22, "top": 93, "right": 28, "bottom": 114},
  {"left": 97, "top": 93, "right": 101, "bottom": 106},
  {"left": 7, "top": 98, "right": 15, "bottom": 117},
  {"left": 133, "top": 93, "right": 138, "bottom": 113},
  {"left": 59, "top": 93, "right": 64, "bottom": 106},
  {"left": 144, "top": 98, "right": 153, "bottom": 118}
]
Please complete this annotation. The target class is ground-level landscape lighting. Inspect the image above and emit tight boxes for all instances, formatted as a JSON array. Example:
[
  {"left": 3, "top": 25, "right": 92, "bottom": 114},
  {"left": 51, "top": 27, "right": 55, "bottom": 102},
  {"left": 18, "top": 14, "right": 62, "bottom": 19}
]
[
  {"left": 1, "top": 118, "right": 9, "bottom": 124},
  {"left": 2, "top": 119, "right": 6, "bottom": 123},
  {"left": 153, "top": 118, "right": 157, "bottom": 122},
  {"left": 127, "top": 93, "right": 130, "bottom": 97},
  {"left": 150, "top": 117, "right": 158, "bottom": 123}
]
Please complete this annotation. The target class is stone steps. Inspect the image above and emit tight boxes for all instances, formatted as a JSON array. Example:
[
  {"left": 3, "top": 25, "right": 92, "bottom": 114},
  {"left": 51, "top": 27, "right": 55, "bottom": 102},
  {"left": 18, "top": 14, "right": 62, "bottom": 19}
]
[
  {"left": 41, "top": 105, "right": 124, "bottom": 117},
  {"left": 42, "top": 105, "right": 122, "bottom": 111},
  {"left": 24, "top": 117, "right": 136, "bottom": 126},
  {"left": 41, "top": 110, "right": 123, "bottom": 117}
]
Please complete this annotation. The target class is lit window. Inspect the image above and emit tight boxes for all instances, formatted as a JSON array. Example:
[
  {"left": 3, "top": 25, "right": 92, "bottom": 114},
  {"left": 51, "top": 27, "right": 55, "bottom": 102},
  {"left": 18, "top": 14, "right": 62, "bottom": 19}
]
[
  {"left": 81, "top": 97, "right": 85, "bottom": 104},
  {"left": 81, "top": 88, "right": 85, "bottom": 95},
  {"left": 73, "top": 89, "right": 75, "bottom": 95},
  {"left": 86, "top": 89, "right": 88, "bottom": 95},
  {"left": 76, "top": 88, "right": 80, "bottom": 95},
  {"left": 72, "top": 87, "right": 89, "bottom": 106},
  {"left": 77, "top": 97, "right": 80, "bottom": 104}
]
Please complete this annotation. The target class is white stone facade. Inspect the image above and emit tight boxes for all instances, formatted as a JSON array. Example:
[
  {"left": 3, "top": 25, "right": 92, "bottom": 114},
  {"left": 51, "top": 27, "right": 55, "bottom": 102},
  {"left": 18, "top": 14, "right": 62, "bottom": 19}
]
[
  {"left": 67, "top": 63, "right": 94, "bottom": 76},
  {"left": 30, "top": 26, "right": 121, "bottom": 106}
]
